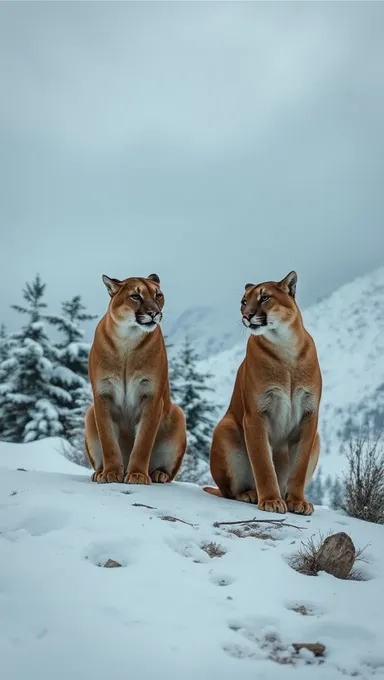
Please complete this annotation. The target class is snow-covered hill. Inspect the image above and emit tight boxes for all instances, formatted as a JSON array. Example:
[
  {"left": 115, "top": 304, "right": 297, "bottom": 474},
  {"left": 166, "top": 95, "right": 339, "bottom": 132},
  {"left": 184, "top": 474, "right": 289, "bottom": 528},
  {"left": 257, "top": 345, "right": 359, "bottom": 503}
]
[
  {"left": 1, "top": 440, "right": 384, "bottom": 679},
  {"left": 198, "top": 267, "right": 384, "bottom": 478},
  {"left": 0, "top": 437, "right": 88, "bottom": 475},
  {"left": 167, "top": 306, "right": 246, "bottom": 359}
]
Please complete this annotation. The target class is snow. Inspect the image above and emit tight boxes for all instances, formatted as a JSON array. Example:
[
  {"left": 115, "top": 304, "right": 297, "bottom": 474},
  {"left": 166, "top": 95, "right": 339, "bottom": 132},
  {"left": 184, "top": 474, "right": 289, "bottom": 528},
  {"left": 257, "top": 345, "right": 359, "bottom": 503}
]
[
  {"left": 1, "top": 441, "right": 384, "bottom": 679},
  {"left": 0, "top": 437, "right": 88, "bottom": 475}
]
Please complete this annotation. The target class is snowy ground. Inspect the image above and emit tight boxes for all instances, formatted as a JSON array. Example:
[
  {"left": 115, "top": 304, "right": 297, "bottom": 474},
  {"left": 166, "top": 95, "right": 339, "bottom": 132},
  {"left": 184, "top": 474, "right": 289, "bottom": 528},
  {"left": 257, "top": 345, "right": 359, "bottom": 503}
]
[{"left": 1, "top": 441, "right": 384, "bottom": 680}]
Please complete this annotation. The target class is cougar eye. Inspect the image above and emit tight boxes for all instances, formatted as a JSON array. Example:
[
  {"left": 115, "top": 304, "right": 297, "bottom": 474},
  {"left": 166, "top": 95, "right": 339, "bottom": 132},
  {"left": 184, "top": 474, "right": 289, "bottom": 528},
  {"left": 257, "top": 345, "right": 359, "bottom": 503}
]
[
  {"left": 260, "top": 295, "right": 270, "bottom": 303},
  {"left": 130, "top": 293, "right": 141, "bottom": 301},
  {"left": 241, "top": 298, "right": 247, "bottom": 306},
  {"left": 155, "top": 292, "right": 163, "bottom": 300}
]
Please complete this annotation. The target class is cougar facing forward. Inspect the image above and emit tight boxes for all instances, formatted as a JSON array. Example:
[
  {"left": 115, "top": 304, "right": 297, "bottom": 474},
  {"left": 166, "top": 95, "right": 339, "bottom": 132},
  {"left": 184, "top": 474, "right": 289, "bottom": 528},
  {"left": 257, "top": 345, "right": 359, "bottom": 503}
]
[
  {"left": 85, "top": 273, "right": 186, "bottom": 484},
  {"left": 204, "top": 271, "right": 322, "bottom": 515}
]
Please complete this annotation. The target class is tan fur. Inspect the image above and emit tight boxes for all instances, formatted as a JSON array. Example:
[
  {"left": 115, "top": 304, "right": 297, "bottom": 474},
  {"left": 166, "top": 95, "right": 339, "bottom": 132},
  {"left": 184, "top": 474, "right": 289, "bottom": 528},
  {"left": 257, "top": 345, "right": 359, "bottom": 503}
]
[
  {"left": 85, "top": 273, "right": 187, "bottom": 485},
  {"left": 204, "top": 271, "right": 322, "bottom": 515}
]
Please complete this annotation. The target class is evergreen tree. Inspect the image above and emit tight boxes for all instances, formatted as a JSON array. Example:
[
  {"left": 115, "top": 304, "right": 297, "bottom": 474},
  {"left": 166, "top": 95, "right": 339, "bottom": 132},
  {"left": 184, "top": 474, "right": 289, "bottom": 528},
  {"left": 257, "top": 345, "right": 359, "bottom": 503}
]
[
  {"left": 0, "top": 324, "right": 12, "bottom": 430},
  {"left": 330, "top": 478, "right": 344, "bottom": 510},
  {"left": 0, "top": 323, "right": 8, "bottom": 363},
  {"left": 61, "top": 382, "right": 92, "bottom": 467},
  {"left": 306, "top": 467, "right": 324, "bottom": 505},
  {"left": 164, "top": 334, "right": 179, "bottom": 399},
  {"left": 1, "top": 275, "right": 72, "bottom": 442},
  {"left": 46, "top": 296, "right": 96, "bottom": 379},
  {"left": 47, "top": 295, "right": 96, "bottom": 464},
  {"left": 172, "top": 335, "right": 217, "bottom": 483}
]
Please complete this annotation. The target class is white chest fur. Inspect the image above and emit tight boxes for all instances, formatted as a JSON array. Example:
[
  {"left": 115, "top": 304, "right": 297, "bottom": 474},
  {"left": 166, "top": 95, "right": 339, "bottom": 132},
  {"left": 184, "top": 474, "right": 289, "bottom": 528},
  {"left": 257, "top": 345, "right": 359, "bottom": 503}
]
[
  {"left": 258, "top": 387, "right": 316, "bottom": 446},
  {"left": 98, "top": 375, "right": 153, "bottom": 411}
]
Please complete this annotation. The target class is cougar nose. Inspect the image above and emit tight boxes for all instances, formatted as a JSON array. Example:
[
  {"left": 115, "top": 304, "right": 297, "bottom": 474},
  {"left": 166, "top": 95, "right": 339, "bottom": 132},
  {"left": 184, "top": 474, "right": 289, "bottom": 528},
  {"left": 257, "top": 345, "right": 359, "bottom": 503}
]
[
  {"left": 147, "top": 309, "right": 157, "bottom": 318},
  {"left": 243, "top": 311, "right": 254, "bottom": 321}
]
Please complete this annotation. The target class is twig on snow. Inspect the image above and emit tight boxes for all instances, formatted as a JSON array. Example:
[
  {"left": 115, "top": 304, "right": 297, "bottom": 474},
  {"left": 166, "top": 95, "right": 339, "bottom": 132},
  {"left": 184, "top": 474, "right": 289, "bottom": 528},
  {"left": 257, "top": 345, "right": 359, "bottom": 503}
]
[
  {"left": 160, "top": 515, "right": 197, "bottom": 527},
  {"left": 132, "top": 503, "right": 156, "bottom": 510},
  {"left": 213, "top": 517, "right": 305, "bottom": 530}
]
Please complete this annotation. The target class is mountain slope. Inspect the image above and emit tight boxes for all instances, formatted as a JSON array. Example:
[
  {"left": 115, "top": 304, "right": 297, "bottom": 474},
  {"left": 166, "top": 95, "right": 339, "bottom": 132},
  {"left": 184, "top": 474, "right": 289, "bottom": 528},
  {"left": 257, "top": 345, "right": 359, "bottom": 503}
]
[
  {"left": 198, "top": 266, "right": 384, "bottom": 477},
  {"left": 167, "top": 306, "right": 245, "bottom": 359},
  {"left": 1, "top": 439, "right": 384, "bottom": 679}
]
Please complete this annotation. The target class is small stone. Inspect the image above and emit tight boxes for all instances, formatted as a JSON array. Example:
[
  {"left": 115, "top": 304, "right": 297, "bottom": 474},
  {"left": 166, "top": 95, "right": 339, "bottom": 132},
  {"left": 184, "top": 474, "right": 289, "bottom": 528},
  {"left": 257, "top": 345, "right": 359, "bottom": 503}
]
[
  {"left": 292, "top": 605, "right": 309, "bottom": 616},
  {"left": 292, "top": 643, "right": 325, "bottom": 657},
  {"left": 103, "top": 559, "right": 121, "bottom": 568},
  {"left": 316, "top": 532, "right": 355, "bottom": 579}
]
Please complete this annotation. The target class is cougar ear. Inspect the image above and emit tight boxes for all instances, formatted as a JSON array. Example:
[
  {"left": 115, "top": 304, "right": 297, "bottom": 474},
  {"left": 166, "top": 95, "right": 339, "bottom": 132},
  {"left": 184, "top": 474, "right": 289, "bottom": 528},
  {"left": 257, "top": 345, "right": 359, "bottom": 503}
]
[
  {"left": 102, "top": 275, "right": 123, "bottom": 297},
  {"left": 148, "top": 273, "right": 160, "bottom": 285},
  {"left": 279, "top": 271, "right": 297, "bottom": 298},
  {"left": 244, "top": 283, "right": 254, "bottom": 290}
]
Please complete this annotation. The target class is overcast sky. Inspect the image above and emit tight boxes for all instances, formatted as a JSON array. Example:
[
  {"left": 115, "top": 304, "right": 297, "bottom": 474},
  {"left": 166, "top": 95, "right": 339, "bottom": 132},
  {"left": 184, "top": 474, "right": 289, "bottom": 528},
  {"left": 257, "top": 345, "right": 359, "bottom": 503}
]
[{"left": 1, "top": 1, "right": 383, "bottom": 338}]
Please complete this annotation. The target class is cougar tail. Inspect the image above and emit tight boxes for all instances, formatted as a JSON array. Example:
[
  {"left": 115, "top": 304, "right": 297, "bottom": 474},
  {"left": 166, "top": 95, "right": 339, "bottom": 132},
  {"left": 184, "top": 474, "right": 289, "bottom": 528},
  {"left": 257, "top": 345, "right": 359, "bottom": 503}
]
[{"left": 203, "top": 486, "right": 222, "bottom": 497}]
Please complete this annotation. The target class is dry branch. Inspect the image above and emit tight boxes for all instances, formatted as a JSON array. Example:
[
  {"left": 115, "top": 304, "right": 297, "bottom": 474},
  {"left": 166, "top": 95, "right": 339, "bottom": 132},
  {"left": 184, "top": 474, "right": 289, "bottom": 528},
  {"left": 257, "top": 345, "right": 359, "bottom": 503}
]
[
  {"left": 160, "top": 515, "right": 197, "bottom": 527},
  {"left": 132, "top": 503, "right": 156, "bottom": 510},
  {"left": 213, "top": 517, "right": 304, "bottom": 530}
]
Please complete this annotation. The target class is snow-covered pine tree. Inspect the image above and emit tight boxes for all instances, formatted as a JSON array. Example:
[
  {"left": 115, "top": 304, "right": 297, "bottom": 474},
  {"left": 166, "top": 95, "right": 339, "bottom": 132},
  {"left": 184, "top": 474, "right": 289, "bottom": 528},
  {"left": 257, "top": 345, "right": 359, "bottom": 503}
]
[
  {"left": 1, "top": 275, "right": 73, "bottom": 442},
  {"left": 0, "top": 324, "right": 8, "bottom": 362},
  {"left": 61, "top": 381, "right": 92, "bottom": 467},
  {"left": 306, "top": 466, "right": 325, "bottom": 505},
  {"left": 47, "top": 296, "right": 96, "bottom": 379},
  {"left": 172, "top": 335, "right": 217, "bottom": 484},
  {"left": 164, "top": 334, "right": 179, "bottom": 399},
  {"left": 330, "top": 478, "right": 344, "bottom": 510},
  {"left": 47, "top": 295, "right": 96, "bottom": 465},
  {"left": 0, "top": 324, "right": 12, "bottom": 435}
]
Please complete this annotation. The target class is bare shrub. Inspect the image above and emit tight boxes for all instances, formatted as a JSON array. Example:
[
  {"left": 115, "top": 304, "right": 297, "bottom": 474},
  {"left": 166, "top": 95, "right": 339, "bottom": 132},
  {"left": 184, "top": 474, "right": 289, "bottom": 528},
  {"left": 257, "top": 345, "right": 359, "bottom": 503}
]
[
  {"left": 336, "top": 431, "right": 384, "bottom": 524},
  {"left": 289, "top": 531, "right": 367, "bottom": 581},
  {"left": 346, "top": 546, "right": 370, "bottom": 582},
  {"left": 201, "top": 541, "right": 226, "bottom": 558},
  {"left": 289, "top": 534, "right": 322, "bottom": 576}
]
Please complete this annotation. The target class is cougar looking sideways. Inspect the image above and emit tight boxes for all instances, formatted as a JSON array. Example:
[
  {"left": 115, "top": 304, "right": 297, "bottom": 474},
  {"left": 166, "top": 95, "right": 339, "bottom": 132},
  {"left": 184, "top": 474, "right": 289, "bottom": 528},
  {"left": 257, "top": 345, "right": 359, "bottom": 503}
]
[{"left": 204, "top": 271, "right": 322, "bottom": 515}]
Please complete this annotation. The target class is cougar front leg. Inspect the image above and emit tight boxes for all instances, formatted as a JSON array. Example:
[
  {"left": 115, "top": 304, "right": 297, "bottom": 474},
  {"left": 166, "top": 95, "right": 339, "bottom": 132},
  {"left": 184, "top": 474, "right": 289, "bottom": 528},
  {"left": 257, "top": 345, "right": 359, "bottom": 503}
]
[
  {"left": 286, "top": 412, "right": 318, "bottom": 515},
  {"left": 124, "top": 398, "right": 162, "bottom": 485},
  {"left": 93, "top": 394, "right": 123, "bottom": 483},
  {"left": 243, "top": 411, "right": 287, "bottom": 513}
]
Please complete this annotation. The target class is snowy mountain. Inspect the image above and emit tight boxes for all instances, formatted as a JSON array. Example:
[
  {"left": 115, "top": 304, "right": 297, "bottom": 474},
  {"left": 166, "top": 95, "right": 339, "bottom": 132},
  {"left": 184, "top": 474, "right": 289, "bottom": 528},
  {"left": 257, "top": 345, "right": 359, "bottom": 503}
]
[
  {"left": 167, "top": 306, "right": 246, "bottom": 359},
  {"left": 1, "top": 438, "right": 384, "bottom": 679},
  {"left": 197, "top": 267, "right": 384, "bottom": 478}
]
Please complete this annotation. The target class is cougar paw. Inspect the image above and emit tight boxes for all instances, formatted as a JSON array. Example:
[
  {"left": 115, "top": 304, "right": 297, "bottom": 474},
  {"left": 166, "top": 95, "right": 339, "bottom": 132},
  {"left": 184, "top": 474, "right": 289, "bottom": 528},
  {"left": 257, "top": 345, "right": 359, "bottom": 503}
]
[
  {"left": 124, "top": 472, "right": 151, "bottom": 485},
  {"left": 236, "top": 490, "right": 258, "bottom": 504},
  {"left": 91, "top": 470, "right": 101, "bottom": 482},
  {"left": 258, "top": 498, "right": 287, "bottom": 514},
  {"left": 151, "top": 469, "right": 170, "bottom": 483},
  {"left": 286, "top": 497, "right": 314, "bottom": 515},
  {"left": 96, "top": 469, "right": 123, "bottom": 484}
]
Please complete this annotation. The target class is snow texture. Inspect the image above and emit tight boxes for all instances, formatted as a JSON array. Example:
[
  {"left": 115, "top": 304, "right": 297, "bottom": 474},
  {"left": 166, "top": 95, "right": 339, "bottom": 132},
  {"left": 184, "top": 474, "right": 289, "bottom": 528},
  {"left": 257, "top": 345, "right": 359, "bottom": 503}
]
[{"left": 1, "top": 439, "right": 384, "bottom": 680}]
